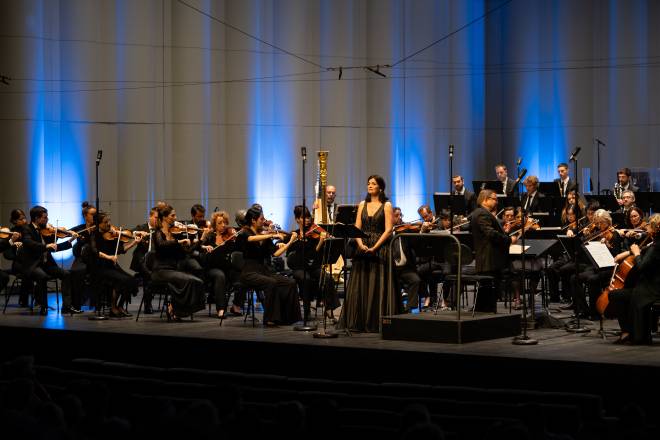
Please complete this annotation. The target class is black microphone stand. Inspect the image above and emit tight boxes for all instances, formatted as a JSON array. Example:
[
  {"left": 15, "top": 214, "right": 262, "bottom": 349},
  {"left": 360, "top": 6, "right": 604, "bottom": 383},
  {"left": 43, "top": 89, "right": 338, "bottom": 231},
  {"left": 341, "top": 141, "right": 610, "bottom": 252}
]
[
  {"left": 89, "top": 150, "right": 108, "bottom": 321},
  {"left": 295, "top": 147, "right": 317, "bottom": 332},
  {"left": 596, "top": 138, "right": 604, "bottom": 195},
  {"left": 566, "top": 152, "right": 590, "bottom": 333},
  {"left": 448, "top": 144, "right": 454, "bottom": 233},
  {"left": 513, "top": 194, "right": 538, "bottom": 345}
]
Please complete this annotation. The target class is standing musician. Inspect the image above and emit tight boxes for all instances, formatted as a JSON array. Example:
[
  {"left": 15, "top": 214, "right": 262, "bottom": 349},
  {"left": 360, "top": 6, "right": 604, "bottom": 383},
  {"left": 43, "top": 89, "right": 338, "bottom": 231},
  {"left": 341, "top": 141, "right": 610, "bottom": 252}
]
[
  {"left": 200, "top": 210, "right": 243, "bottom": 319},
  {"left": 236, "top": 206, "right": 302, "bottom": 327},
  {"left": 521, "top": 175, "right": 545, "bottom": 213},
  {"left": 151, "top": 204, "right": 206, "bottom": 321},
  {"left": 313, "top": 184, "right": 338, "bottom": 223},
  {"left": 392, "top": 207, "right": 422, "bottom": 312},
  {"left": 617, "top": 207, "right": 647, "bottom": 248},
  {"left": 471, "top": 190, "right": 517, "bottom": 312},
  {"left": 452, "top": 175, "right": 477, "bottom": 214},
  {"left": 16, "top": 206, "right": 78, "bottom": 315},
  {"left": 554, "top": 163, "right": 577, "bottom": 197},
  {"left": 130, "top": 206, "right": 159, "bottom": 314},
  {"left": 570, "top": 209, "right": 622, "bottom": 320},
  {"left": 614, "top": 167, "right": 639, "bottom": 205},
  {"left": 68, "top": 201, "right": 97, "bottom": 313},
  {"left": 286, "top": 205, "right": 340, "bottom": 322},
  {"left": 607, "top": 214, "right": 659, "bottom": 344},
  {"left": 495, "top": 163, "right": 518, "bottom": 196},
  {"left": 89, "top": 211, "right": 140, "bottom": 317}
]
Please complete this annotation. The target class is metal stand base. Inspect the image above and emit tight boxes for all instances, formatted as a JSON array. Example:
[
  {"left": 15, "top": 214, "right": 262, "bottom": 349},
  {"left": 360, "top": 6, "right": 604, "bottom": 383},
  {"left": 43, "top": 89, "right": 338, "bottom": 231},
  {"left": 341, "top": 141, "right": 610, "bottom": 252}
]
[
  {"left": 313, "top": 330, "right": 338, "bottom": 339},
  {"left": 512, "top": 335, "right": 538, "bottom": 345},
  {"left": 294, "top": 323, "right": 318, "bottom": 332},
  {"left": 566, "top": 326, "right": 591, "bottom": 333},
  {"left": 88, "top": 313, "right": 108, "bottom": 321}
]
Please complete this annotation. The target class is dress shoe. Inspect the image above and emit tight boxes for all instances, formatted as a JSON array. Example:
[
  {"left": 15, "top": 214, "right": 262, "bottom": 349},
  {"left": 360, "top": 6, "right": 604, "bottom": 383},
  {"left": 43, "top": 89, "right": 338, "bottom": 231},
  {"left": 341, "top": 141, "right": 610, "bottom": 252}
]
[
  {"left": 39, "top": 307, "right": 48, "bottom": 316},
  {"left": 122, "top": 310, "right": 133, "bottom": 317},
  {"left": 143, "top": 304, "right": 154, "bottom": 314}
]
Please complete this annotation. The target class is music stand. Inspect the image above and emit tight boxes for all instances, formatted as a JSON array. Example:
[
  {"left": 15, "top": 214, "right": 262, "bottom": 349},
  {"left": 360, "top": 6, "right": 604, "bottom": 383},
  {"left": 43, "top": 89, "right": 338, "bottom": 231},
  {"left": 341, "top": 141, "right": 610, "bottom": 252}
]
[
  {"left": 538, "top": 182, "right": 560, "bottom": 197},
  {"left": 497, "top": 195, "right": 521, "bottom": 211},
  {"left": 585, "top": 194, "right": 618, "bottom": 212},
  {"left": 472, "top": 180, "right": 503, "bottom": 194},
  {"left": 317, "top": 222, "right": 367, "bottom": 337},
  {"left": 336, "top": 204, "right": 358, "bottom": 225},
  {"left": 433, "top": 193, "right": 467, "bottom": 216}
]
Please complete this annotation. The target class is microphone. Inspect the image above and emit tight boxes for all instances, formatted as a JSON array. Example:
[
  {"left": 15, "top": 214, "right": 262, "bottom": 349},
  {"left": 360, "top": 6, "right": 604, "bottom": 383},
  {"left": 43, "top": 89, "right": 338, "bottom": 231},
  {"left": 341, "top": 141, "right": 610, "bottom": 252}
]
[
  {"left": 513, "top": 168, "right": 528, "bottom": 186},
  {"left": 569, "top": 147, "right": 581, "bottom": 161},
  {"left": 449, "top": 144, "right": 454, "bottom": 157},
  {"left": 96, "top": 149, "right": 103, "bottom": 164},
  {"left": 517, "top": 157, "right": 522, "bottom": 166},
  {"left": 213, "top": 206, "right": 219, "bottom": 212},
  {"left": 301, "top": 146, "right": 307, "bottom": 160},
  {"left": 594, "top": 138, "right": 605, "bottom": 146}
]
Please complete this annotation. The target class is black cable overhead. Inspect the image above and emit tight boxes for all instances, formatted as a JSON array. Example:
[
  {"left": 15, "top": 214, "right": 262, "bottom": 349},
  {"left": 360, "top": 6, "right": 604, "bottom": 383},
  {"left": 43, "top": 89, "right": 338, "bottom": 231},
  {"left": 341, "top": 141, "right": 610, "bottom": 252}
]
[{"left": 175, "top": 0, "right": 325, "bottom": 70}]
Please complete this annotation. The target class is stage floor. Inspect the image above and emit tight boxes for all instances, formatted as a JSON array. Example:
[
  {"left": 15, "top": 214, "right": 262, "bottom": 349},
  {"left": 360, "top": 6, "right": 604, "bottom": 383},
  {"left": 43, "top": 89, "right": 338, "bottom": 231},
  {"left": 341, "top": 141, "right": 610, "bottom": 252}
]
[{"left": 2, "top": 293, "right": 659, "bottom": 369}]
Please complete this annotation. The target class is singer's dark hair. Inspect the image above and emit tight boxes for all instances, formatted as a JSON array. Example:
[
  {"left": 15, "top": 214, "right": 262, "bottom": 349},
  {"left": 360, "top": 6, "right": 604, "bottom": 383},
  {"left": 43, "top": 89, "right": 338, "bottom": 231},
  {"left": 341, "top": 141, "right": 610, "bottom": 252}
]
[{"left": 364, "top": 175, "right": 388, "bottom": 203}]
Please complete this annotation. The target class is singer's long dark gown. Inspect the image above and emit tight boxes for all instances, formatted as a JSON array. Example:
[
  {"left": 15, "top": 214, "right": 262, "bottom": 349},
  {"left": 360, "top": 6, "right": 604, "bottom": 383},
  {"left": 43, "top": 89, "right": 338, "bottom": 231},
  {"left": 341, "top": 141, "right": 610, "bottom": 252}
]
[{"left": 337, "top": 203, "right": 397, "bottom": 332}]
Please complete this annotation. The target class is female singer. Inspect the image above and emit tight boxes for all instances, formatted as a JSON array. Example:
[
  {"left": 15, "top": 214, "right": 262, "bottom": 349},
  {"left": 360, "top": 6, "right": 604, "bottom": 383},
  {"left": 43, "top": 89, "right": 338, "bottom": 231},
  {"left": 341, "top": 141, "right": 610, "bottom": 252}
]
[
  {"left": 608, "top": 214, "right": 660, "bottom": 344},
  {"left": 151, "top": 204, "right": 206, "bottom": 320},
  {"left": 236, "top": 206, "right": 301, "bottom": 326},
  {"left": 89, "top": 211, "right": 140, "bottom": 317},
  {"left": 286, "top": 205, "right": 340, "bottom": 323},
  {"left": 200, "top": 210, "right": 243, "bottom": 318},
  {"left": 337, "top": 175, "right": 395, "bottom": 332}
]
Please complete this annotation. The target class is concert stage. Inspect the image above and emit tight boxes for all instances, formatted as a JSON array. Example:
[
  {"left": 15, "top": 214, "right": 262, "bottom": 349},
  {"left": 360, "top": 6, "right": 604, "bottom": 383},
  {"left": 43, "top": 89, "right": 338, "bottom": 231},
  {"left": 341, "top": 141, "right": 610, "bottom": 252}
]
[{"left": 2, "top": 297, "right": 660, "bottom": 418}]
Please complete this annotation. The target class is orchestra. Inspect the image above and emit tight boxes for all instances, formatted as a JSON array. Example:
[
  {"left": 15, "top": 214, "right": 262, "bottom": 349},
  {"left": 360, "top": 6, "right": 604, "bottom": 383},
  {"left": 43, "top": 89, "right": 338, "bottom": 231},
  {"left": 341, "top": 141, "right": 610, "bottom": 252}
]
[{"left": 1, "top": 157, "right": 658, "bottom": 345}]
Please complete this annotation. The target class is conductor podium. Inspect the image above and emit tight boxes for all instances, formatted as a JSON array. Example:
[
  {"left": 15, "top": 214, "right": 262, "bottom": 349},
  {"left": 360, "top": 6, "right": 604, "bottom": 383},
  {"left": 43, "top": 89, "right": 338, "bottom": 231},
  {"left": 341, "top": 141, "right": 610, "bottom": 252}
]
[{"left": 380, "top": 231, "right": 522, "bottom": 344}]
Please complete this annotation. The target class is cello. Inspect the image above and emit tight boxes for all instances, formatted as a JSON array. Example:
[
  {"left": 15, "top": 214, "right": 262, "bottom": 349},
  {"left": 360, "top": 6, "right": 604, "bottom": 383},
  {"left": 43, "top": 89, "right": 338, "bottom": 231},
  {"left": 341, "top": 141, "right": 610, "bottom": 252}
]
[{"left": 596, "top": 233, "right": 654, "bottom": 317}]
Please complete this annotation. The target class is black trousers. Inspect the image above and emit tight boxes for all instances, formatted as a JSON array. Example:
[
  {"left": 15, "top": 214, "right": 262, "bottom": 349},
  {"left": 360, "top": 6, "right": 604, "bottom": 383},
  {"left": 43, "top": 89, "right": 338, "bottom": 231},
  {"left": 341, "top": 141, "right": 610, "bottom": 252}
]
[
  {"left": 546, "top": 255, "right": 573, "bottom": 302},
  {"left": 0, "top": 270, "right": 8, "bottom": 293},
  {"left": 70, "top": 257, "right": 87, "bottom": 308},
  {"left": 240, "top": 265, "right": 301, "bottom": 325},
  {"left": 571, "top": 267, "right": 611, "bottom": 318},
  {"left": 292, "top": 268, "right": 339, "bottom": 311},
  {"left": 395, "top": 266, "right": 422, "bottom": 309},
  {"left": 94, "top": 265, "right": 139, "bottom": 307},
  {"left": 608, "top": 288, "right": 654, "bottom": 344},
  {"left": 474, "top": 270, "right": 507, "bottom": 313},
  {"left": 24, "top": 263, "right": 72, "bottom": 309},
  {"left": 417, "top": 260, "right": 444, "bottom": 304}
]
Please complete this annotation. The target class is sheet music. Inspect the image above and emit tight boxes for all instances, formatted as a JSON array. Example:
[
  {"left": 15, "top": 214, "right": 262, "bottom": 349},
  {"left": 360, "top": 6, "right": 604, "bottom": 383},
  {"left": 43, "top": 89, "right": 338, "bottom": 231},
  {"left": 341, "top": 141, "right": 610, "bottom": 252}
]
[
  {"left": 584, "top": 242, "right": 616, "bottom": 268},
  {"left": 509, "top": 244, "right": 531, "bottom": 255}
]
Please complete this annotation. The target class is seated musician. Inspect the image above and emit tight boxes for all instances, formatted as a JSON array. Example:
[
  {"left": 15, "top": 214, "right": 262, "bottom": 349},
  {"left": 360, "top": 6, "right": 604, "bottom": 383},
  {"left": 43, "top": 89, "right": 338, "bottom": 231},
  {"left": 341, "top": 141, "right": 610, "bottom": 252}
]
[
  {"left": 69, "top": 202, "right": 97, "bottom": 313},
  {"left": 151, "top": 204, "right": 206, "bottom": 321},
  {"left": 619, "top": 190, "right": 636, "bottom": 216},
  {"left": 617, "top": 207, "right": 646, "bottom": 245},
  {"left": 416, "top": 204, "right": 444, "bottom": 308},
  {"left": 286, "top": 205, "right": 339, "bottom": 322},
  {"left": 607, "top": 214, "right": 659, "bottom": 344},
  {"left": 452, "top": 175, "right": 477, "bottom": 214},
  {"left": 521, "top": 175, "right": 545, "bottom": 213},
  {"left": 569, "top": 209, "right": 622, "bottom": 321},
  {"left": 130, "top": 206, "right": 159, "bottom": 314},
  {"left": 392, "top": 207, "right": 422, "bottom": 312},
  {"left": 501, "top": 207, "right": 543, "bottom": 309},
  {"left": 0, "top": 228, "right": 21, "bottom": 297},
  {"left": 546, "top": 204, "right": 582, "bottom": 303},
  {"left": 472, "top": 190, "right": 517, "bottom": 312},
  {"left": 236, "top": 206, "right": 302, "bottom": 327},
  {"left": 560, "top": 190, "right": 585, "bottom": 227},
  {"left": 312, "top": 184, "right": 338, "bottom": 223},
  {"left": 200, "top": 210, "right": 243, "bottom": 319},
  {"left": 89, "top": 211, "right": 140, "bottom": 317},
  {"left": 16, "top": 206, "right": 78, "bottom": 315},
  {"left": 4, "top": 209, "right": 31, "bottom": 307}
]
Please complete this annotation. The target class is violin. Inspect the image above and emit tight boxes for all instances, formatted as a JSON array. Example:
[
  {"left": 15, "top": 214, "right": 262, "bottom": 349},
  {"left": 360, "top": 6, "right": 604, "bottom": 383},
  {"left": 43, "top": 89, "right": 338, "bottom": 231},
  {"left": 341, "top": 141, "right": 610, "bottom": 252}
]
[
  {"left": 304, "top": 223, "right": 328, "bottom": 239},
  {"left": 0, "top": 227, "right": 19, "bottom": 240},
  {"left": 40, "top": 224, "right": 76, "bottom": 238},
  {"left": 102, "top": 226, "right": 134, "bottom": 242},
  {"left": 393, "top": 222, "right": 422, "bottom": 233},
  {"left": 508, "top": 217, "right": 540, "bottom": 237},
  {"left": 170, "top": 222, "right": 201, "bottom": 236}
]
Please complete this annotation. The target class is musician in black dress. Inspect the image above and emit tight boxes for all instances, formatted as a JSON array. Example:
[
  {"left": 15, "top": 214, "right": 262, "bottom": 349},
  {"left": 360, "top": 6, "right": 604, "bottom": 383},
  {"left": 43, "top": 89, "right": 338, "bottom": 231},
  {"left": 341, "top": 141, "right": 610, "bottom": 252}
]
[
  {"left": 607, "top": 214, "right": 659, "bottom": 344},
  {"left": 236, "top": 206, "right": 301, "bottom": 326},
  {"left": 89, "top": 211, "right": 140, "bottom": 317},
  {"left": 68, "top": 201, "right": 97, "bottom": 312},
  {"left": 337, "top": 175, "right": 395, "bottom": 332},
  {"left": 130, "top": 207, "right": 159, "bottom": 313},
  {"left": 16, "top": 206, "right": 78, "bottom": 315},
  {"left": 471, "top": 190, "right": 517, "bottom": 312},
  {"left": 151, "top": 204, "right": 205, "bottom": 320},
  {"left": 200, "top": 210, "right": 243, "bottom": 318},
  {"left": 286, "top": 205, "right": 340, "bottom": 322}
]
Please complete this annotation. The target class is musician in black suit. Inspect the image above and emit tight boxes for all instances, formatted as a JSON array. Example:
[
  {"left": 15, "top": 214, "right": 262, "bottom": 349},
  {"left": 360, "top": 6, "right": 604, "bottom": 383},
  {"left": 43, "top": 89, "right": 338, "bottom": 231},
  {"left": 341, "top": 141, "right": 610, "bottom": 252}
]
[
  {"left": 495, "top": 164, "right": 519, "bottom": 196},
  {"left": 17, "top": 206, "right": 77, "bottom": 315},
  {"left": 313, "top": 184, "right": 338, "bottom": 223},
  {"left": 607, "top": 214, "right": 659, "bottom": 344},
  {"left": 391, "top": 207, "right": 422, "bottom": 312},
  {"left": 521, "top": 175, "right": 545, "bottom": 213},
  {"left": 614, "top": 167, "right": 639, "bottom": 206},
  {"left": 452, "top": 175, "right": 477, "bottom": 214},
  {"left": 471, "top": 190, "right": 517, "bottom": 312},
  {"left": 554, "top": 162, "right": 577, "bottom": 197}
]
